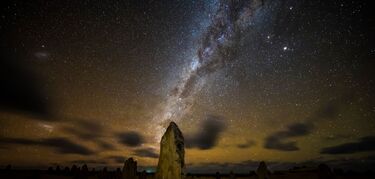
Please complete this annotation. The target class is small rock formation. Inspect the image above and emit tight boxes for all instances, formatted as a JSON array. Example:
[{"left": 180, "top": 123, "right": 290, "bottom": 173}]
[
  {"left": 256, "top": 161, "right": 270, "bottom": 179},
  {"left": 156, "top": 122, "right": 185, "bottom": 179},
  {"left": 215, "top": 172, "right": 221, "bottom": 179},
  {"left": 5, "top": 164, "right": 11, "bottom": 171},
  {"left": 229, "top": 171, "right": 235, "bottom": 179},
  {"left": 318, "top": 163, "right": 335, "bottom": 179},
  {"left": 55, "top": 165, "right": 61, "bottom": 174},
  {"left": 123, "top": 157, "right": 137, "bottom": 179},
  {"left": 99, "top": 167, "right": 108, "bottom": 179},
  {"left": 47, "top": 167, "right": 53, "bottom": 174},
  {"left": 115, "top": 168, "right": 122, "bottom": 179},
  {"left": 80, "top": 164, "right": 89, "bottom": 179},
  {"left": 139, "top": 170, "right": 147, "bottom": 179}
]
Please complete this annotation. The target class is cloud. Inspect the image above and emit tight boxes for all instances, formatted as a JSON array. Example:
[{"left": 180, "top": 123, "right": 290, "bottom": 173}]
[
  {"left": 306, "top": 156, "right": 375, "bottom": 172},
  {"left": 0, "top": 137, "right": 94, "bottom": 155},
  {"left": 0, "top": 137, "right": 37, "bottom": 145},
  {"left": 186, "top": 115, "right": 226, "bottom": 150},
  {"left": 0, "top": 56, "right": 52, "bottom": 119},
  {"left": 313, "top": 102, "right": 340, "bottom": 120},
  {"left": 264, "top": 122, "right": 313, "bottom": 151},
  {"left": 107, "top": 156, "right": 127, "bottom": 163},
  {"left": 97, "top": 141, "right": 116, "bottom": 150},
  {"left": 189, "top": 157, "right": 375, "bottom": 173},
  {"left": 117, "top": 131, "right": 144, "bottom": 147},
  {"left": 309, "top": 94, "right": 355, "bottom": 122},
  {"left": 237, "top": 140, "right": 256, "bottom": 149},
  {"left": 262, "top": 97, "right": 348, "bottom": 152},
  {"left": 64, "top": 127, "right": 94, "bottom": 140},
  {"left": 321, "top": 136, "right": 375, "bottom": 154},
  {"left": 42, "top": 138, "right": 94, "bottom": 155},
  {"left": 62, "top": 118, "right": 116, "bottom": 151},
  {"left": 187, "top": 160, "right": 286, "bottom": 173},
  {"left": 63, "top": 118, "right": 104, "bottom": 140},
  {"left": 133, "top": 148, "right": 159, "bottom": 158},
  {"left": 262, "top": 98, "right": 344, "bottom": 152},
  {"left": 75, "top": 119, "right": 104, "bottom": 133},
  {"left": 323, "top": 134, "right": 351, "bottom": 141},
  {"left": 69, "top": 160, "right": 107, "bottom": 165}
]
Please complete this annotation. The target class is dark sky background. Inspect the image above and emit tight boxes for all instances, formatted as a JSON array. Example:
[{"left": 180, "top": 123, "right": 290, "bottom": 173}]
[{"left": 1, "top": 0, "right": 375, "bottom": 173}]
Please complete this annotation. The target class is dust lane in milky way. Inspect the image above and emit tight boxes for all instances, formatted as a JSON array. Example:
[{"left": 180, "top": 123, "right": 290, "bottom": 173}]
[{"left": 151, "top": 0, "right": 265, "bottom": 141}]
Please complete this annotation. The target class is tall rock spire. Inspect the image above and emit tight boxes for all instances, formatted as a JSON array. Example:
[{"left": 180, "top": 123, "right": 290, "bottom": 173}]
[{"left": 156, "top": 122, "right": 185, "bottom": 179}]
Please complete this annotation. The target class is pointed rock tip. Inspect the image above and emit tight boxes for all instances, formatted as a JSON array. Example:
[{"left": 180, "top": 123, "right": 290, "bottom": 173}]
[
  {"left": 168, "top": 121, "right": 179, "bottom": 129},
  {"left": 165, "top": 121, "right": 184, "bottom": 140},
  {"left": 169, "top": 121, "right": 178, "bottom": 128}
]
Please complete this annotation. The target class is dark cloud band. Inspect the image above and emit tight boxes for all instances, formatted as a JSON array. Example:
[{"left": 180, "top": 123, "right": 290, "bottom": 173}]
[
  {"left": 0, "top": 137, "right": 94, "bottom": 155},
  {"left": 186, "top": 115, "right": 226, "bottom": 150}
]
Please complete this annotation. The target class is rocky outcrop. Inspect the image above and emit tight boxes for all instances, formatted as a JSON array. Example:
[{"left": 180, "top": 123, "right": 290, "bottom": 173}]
[
  {"left": 138, "top": 170, "right": 147, "bottom": 179},
  {"left": 80, "top": 164, "right": 89, "bottom": 179},
  {"left": 256, "top": 161, "right": 270, "bottom": 179},
  {"left": 155, "top": 122, "right": 185, "bottom": 179},
  {"left": 318, "top": 163, "right": 335, "bottom": 179},
  {"left": 123, "top": 158, "right": 137, "bottom": 179},
  {"left": 229, "top": 171, "right": 235, "bottom": 179}
]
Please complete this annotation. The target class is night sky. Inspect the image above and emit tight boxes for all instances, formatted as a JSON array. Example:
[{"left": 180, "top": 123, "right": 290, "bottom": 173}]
[{"left": 1, "top": 0, "right": 375, "bottom": 173}]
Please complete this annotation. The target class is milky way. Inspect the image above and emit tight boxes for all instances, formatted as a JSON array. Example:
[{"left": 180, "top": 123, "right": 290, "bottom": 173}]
[{"left": 152, "top": 0, "right": 265, "bottom": 141}]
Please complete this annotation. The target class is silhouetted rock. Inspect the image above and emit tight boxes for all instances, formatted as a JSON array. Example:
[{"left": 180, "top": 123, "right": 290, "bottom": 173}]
[
  {"left": 115, "top": 168, "right": 122, "bottom": 179},
  {"left": 256, "top": 161, "right": 270, "bottom": 179},
  {"left": 215, "top": 172, "right": 220, "bottom": 179},
  {"left": 47, "top": 167, "right": 53, "bottom": 174},
  {"left": 99, "top": 167, "right": 108, "bottom": 179},
  {"left": 71, "top": 165, "right": 79, "bottom": 175},
  {"left": 156, "top": 122, "right": 185, "bottom": 179},
  {"left": 139, "top": 170, "right": 147, "bottom": 179},
  {"left": 80, "top": 164, "right": 89, "bottom": 178},
  {"left": 55, "top": 165, "right": 61, "bottom": 174},
  {"left": 123, "top": 157, "right": 137, "bottom": 179},
  {"left": 364, "top": 170, "right": 375, "bottom": 176},
  {"left": 5, "top": 164, "right": 11, "bottom": 171},
  {"left": 81, "top": 164, "right": 88, "bottom": 172},
  {"left": 249, "top": 171, "right": 256, "bottom": 176},
  {"left": 63, "top": 167, "right": 70, "bottom": 175},
  {"left": 318, "top": 163, "right": 335, "bottom": 179},
  {"left": 346, "top": 169, "right": 358, "bottom": 176},
  {"left": 229, "top": 171, "right": 235, "bottom": 179},
  {"left": 71, "top": 165, "right": 77, "bottom": 171},
  {"left": 333, "top": 168, "right": 344, "bottom": 175}
]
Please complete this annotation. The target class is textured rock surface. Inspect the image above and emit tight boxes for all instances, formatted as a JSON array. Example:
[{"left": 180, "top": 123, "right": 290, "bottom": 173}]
[
  {"left": 123, "top": 157, "right": 137, "bottom": 179},
  {"left": 156, "top": 122, "right": 185, "bottom": 179},
  {"left": 256, "top": 161, "right": 270, "bottom": 179}
]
